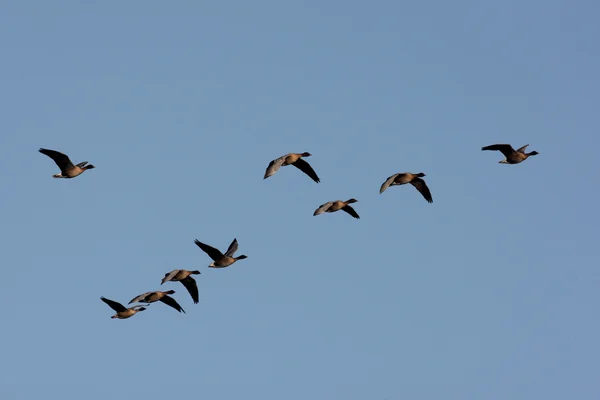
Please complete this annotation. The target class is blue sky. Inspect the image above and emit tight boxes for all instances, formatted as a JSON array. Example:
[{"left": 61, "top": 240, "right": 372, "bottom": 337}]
[{"left": 1, "top": 1, "right": 599, "bottom": 398}]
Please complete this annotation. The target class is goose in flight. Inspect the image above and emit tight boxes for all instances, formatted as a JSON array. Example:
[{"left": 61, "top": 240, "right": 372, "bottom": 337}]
[
  {"left": 313, "top": 198, "right": 360, "bottom": 219},
  {"left": 161, "top": 270, "right": 201, "bottom": 304},
  {"left": 379, "top": 172, "right": 433, "bottom": 203},
  {"left": 100, "top": 297, "right": 147, "bottom": 319},
  {"left": 129, "top": 290, "right": 185, "bottom": 313},
  {"left": 194, "top": 238, "right": 248, "bottom": 268},
  {"left": 39, "top": 148, "right": 95, "bottom": 178},
  {"left": 481, "top": 143, "right": 539, "bottom": 164},
  {"left": 264, "top": 152, "right": 320, "bottom": 183}
]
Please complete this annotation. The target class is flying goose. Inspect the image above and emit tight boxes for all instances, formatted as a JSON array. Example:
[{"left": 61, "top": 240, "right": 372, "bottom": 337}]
[
  {"left": 100, "top": 297, "right": 147, "bottom": 319},
  {"left": 379, "top": 172, "right": 433, "bottom": 203},
  {"left": 129, "top": 290, "right": 185, "bottom": 313},
  {"left": 263, "top": 152, "right": 320, "bottom": 183},
  {"left": 39, "top": 148, "right": 95, "bottom": 178},
  {"left": 194, "top": 238, "right": 248, "bottom": 268},
  {"left": 313, "top": 199, "right": 360, "bottom": 219},
  {"left": 161, "top": 270, "right": 201, "bottom": 304},
  {"left": 481, "top": 143, "right": 539, "bottom": 164}
]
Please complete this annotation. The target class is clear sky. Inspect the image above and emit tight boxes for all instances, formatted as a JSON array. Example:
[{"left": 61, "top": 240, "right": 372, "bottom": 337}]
[{"left": 1, "top": 1, "right": 598, "bottom": 399}]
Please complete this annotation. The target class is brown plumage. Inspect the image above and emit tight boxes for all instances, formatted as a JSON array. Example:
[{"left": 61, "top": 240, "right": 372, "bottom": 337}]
[
  {"left": 263, "top": 152, "right": 320, "bottom": 183},
  {"left": 194, "top": 238, "right": 248, "bottom": 268},
  {"left": 128, "top": 290, "right": 185, "bottom": 313},
  {"left": 161, "top": 270, "right": 201, "bottom": 304},
  {"left": 313, "top": 198, "right": 360, "bottom": 219},
  {"left": 482, "top": 143, "right": 539, "bottom": 164},
  {"left": 379, "top": 172, "right": 433, "bottom": 203},
  {"left": 100, "top": 297, "right": 147, "bottom": 319},
  {"left": 39, "top": 148, "right": 95, "bottom": 178}
]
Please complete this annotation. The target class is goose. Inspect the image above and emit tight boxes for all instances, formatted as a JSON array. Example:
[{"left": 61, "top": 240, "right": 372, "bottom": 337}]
[
  {"left": 194, "top": 238, "right": 248, "bottom": 268},
  {"left": 100, "top": 297, "right": 146, "bottom": 319},
  {"left": 481, "top": 144, "right": 539, "bottom": 164},
  {"left": 39, "top": 148, "right": 95, "bottom": 178},
  {"left": 264, "top": 152, "right": 320, "bottom": 183},
  {"left": 379, "top": 172, "right": 433, "bottom": 203},
  {"left": 161, "top": 270, "right": 201, "bottom": 304},
  {"left": 129, "top": 290, "right": 185, "bottom": 313},
  {"left": 313, "top": 199, "right": 360, "bottom": 219}
]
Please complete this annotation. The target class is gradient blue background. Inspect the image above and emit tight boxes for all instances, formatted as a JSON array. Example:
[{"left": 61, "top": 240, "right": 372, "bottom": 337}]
[{"left": 1, "top": 1, "right": 598, "bottom": 399}]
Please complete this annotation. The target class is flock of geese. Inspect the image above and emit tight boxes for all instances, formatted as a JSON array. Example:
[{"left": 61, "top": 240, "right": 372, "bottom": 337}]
[{"left": 38, "top": 142, "right": 539, "bottom": 320}]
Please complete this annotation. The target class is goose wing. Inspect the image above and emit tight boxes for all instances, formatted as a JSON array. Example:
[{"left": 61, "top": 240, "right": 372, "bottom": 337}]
[
  {"left": 161, "top": 270, "right": 180, "bottom": 285},
  {"left": 160, "top": 295, "right": 186, "bottom": 313},
  {"left": 263, "top": 155, "right": 287, "bottom": 179},
  {"left": 515, "top": 144, "right": 530, "bottom": 153},
  {"left": 342, "top": 205, "right": 360, "bottom": 219},
  {"left": 410, "top": 178, "right": 433, "bottom": 203},
  {"left": 39, "top": 148, "right": 75, "bottom": 172},
  {"left": 292, "top": 158, "right": 320, "bottom": 183},
  {"left": 101, "top": 297, "right": 127, "bottom": 313},
  {"left": 313, "top": 202, "right": 333, "bottom": 216},
  {"left": 224, "top": 238, "right": 239, "bottom": 257},
  {"left": 128, "top": 292, "right": 153, "bottom": 304},
  {"left": 379, "top": 174, "right": 400, "bottom": 194},
  {"left": 481, "top": 144, "right": 515, "bottom": 158},
  {"left": 194, "top": 239, "right": 225, "bottom": 261},
  {"left": 180, "top": 276, "right": 199, "bottom": 304}
]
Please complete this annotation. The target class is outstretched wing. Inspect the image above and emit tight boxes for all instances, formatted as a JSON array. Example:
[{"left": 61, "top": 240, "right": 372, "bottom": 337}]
[
  {"left": 410, "top": 178, "right": 433, "bottom": 203},
  {"left": 160, "top": 295, "right": 186, "bottom": 313},
  {"left": 161, "top": 270, "right": 180, "bottom": 285},
  {"left": 101, "top": 297, "right": 127, "bottom": 312},
  {"left": 128, "top": 292, "right": 153, "bottom": 304},
  {"left": 224, "top": 238, "right": 238, "bottom": 257},
  {"left": 313, "top": 202, "right": 333, "bottom": 216},
  {"left": 292, "top": 158, "right": 320, "bottom": 183},
  {"left": 263, "top": 155, "right": 287, "bottom": 179},
  {"left": 515, "top": 144, "right": 529, "bottom": 153},
  {"left": 379, "top": 174, "right": 399, "bottom": 194},
  {"left": 194, "top": 239, "right": 224, "bottom": 261},
  {"left": 39, "top": 148, "right": 75, "bottom": 171},
  {"left": 180, "top": 276, "right": 199, "bottom": 304},
  {"left": 481, "top": 144, "right": 515, "bottom": 158},
  {"left": 342, "top": 205, "right": 360, "bottom": 219}
]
